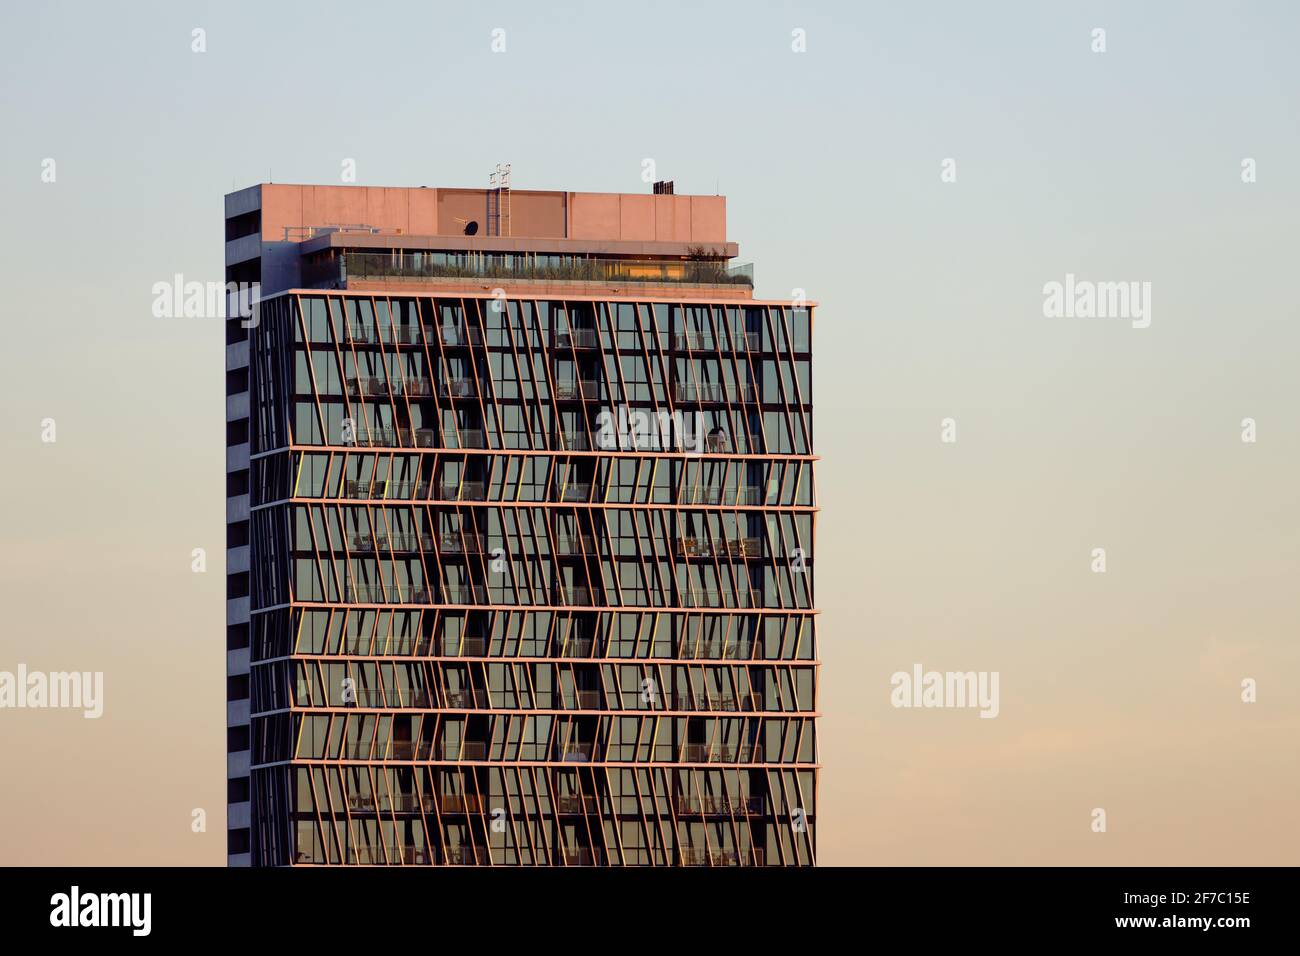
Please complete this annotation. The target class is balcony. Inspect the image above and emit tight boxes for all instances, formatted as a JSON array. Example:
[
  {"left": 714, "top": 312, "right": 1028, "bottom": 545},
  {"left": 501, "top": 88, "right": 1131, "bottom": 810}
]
[
  {"left": 435, "top": 325, "right": 483, "bottom": 347},
  {"left": 342, "top": 252, "right": 753, "bottom": 289},
  {"left": 343, "top": 844, "right": 430, "bottom": 865},
  {"left": 675, "top": 331, "right": 762, "bottom": 352},
  {"left": 346, "top": 376, "right": 385, "bottom": 398},
  {"left": 445, "top": 428, "right": 487, "bottom": 449},
  {"left": 336, "top": 689, "right": 435, "bottom": 709},
  {"left": 442, "top": 584, "right": 489, "bottom": 605},
  {"left": 554, "top": 794, "right": 599, "bottom": 814},
  {"left": 437, "top": 531, "right": 487, "bottom": 554},
  {"left": 553, "top": 481, "right": 593, "bottom": 502},
  {"left": 678, "top": 848, "right": 763, "bottom": 867},
  {"left": 556, "top": 744, "right": 594, "bottom": 763},
  {"left": 348, "top": 532, "right": 436, "bottom": 553},
  {"left": 552, "top": 585, "right": 596, "bottom": 607},
  {"left": 438, "top": 741, "right": 488, "bottom": 761},
  {"left": 718, "top": 537, "right": 763, "bottom": 558},
  {"left": 681, "top": 486, "right": 764, "bottom": 506},
  {"left": 402, "top": 378, "right": 435, "bottom": 398},
  {"left": 553, "top": 379, "right": 602, "bottom": 401},
  {"left": 437, "top": 480, "right": 487, "bottom": 501},
  {"left": 673, "top": 381, "right": 758, "bottom": 404},
  {"left": 343, "top": 584, "right": 437, "bottom": 604},
  {"left": 342, "top": 583, "right": 570, "bottom": 609},
  {"left": 342, "top": 479, "right": 429, "bottom": 499},
  {"left": 670, "top": 692, "right": 739, "bottom": 712},
  {"left": 559, "top": 690, "right": 602, "bottom": 710},
  {"left": 436, "top": 792, "right": 485, "bottom": 813},
  {"left": 553, "top": 328, "right": 599, "bottom": 349},
  {"left": 336, "top": 842, "right": 496, "bottom": 866},
  {"left": 440, "top": 379, "right": 477, "bottom": 399},
  {"left": 444, "top": 688, "right": 488, "bottom": 709},
  {"left": 557, "top": 637, "right": 597, "bottom": 658},
  {"left": 347, "top": 375, "right": 437, "bottom": 398},
  {"left": 340, "top": 635, "right": 433, "bottom": 656},
  {"left": 441, "top": 636, "right": 488, "bottom": 657},
  {"left": 677, "top": 640, "right": 754, "bottom": 660},
  {"left": 340, "top": 743, "right": 434, "bottom": 762},
  {"left": 702, "top": 434, "right": 730, "bottom": 453},
  {"left": 555, "top": 431, "right": 591, "bottom": 451},
  {"left": 679, "top": 743, "right": 765, "bottom": 763},
  {"left": 672, "top": 794, "right": 766, "bottom": 815},
  {"left": 343, "top": 426, "right": 437, "bottom": 448},
  {"left": 444, "top": 845, "right": 490, "bottom": 865},
  {"left": 365, "top": 793, "right": 414, "bottom": 812},
  {"left": 679, "top": 588, "right": 763, "bottom": 608},
  {"left": 342, "top": 427, "right": 485, "bottom": 449},
  {"left": 560, "top": 847, "right": 604, "bottom": 866},
  {"left": 553, "top": 533, "right": 596, "bottom": 556},
  {"left": 342, "top": 324, "right": 422, "bottom": 347},
  {"left": 676, "top": 537, "right": 763, "bottom": 559}
]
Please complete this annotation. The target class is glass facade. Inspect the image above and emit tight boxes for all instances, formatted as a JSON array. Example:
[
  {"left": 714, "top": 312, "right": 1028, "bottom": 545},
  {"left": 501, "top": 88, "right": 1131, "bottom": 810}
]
[{"left": 242, "top": 291, "right": 816, "bottom": 866}]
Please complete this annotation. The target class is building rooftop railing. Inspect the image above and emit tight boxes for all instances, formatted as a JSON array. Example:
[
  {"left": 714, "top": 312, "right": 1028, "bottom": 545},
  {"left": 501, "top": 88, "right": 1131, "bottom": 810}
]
[{"left": 337, "top": 252, "right": 754, "bottom": 288}]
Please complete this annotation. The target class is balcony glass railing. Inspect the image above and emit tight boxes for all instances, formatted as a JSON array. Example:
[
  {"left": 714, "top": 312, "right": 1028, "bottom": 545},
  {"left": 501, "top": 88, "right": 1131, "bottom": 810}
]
[
  {"left": 342, "top": 584, "right": 437, "bottom": 604},
  {"left": 552, "top": 585, "right": 595, "bottom": 606},
  {"left": 342, "top": 427, "right": 485, "bottom": 449},
  {"left": 440, "top": 379, "right": 477, "bottom": 398},
  {"left": 342, "top": 479, "right": 429, "bottom": 499},
  {"left": 557, "top": 637, "right": 597, "bottom": 657},
  {"left": 437, "top": 325, "right": 483, "bottom": 347},
  {"left": 679, "top": 588, "right": 763, "bottom": 608},
  {"left": 442, "top": 584, "right": 489, "bottom": 605},
  {"left": 437, "top": 532, "right": 487, "bottom": 554},
  {"left": 681, "top": 486, "right": 765, "bottom": 506},
  {"left": 677, "top": 847, "right": 765, "bottom": 867},
  {"left": 437, "top": 480, "right": 487, "bottom": 500},
  {"left": 672, "top": 794, "right": 766, "bottom": 815},
  {"left": 555, "top": 431, "right": 592, "bottom": 451},
  {"left": 441, "top": 636, "right": 489, "bottom": 656},
  {"left": 675, "top": 331, "right": 764, "bottom": 351},
  {"left": 553, "top": 380, "right": 602, "bottom": 400},
  {"left": 677, "top": 641, "right": 754, "bottom": 660},
  {"left": 676, "top": 537, "right": 763, "bottom": 559},
  {"left": 674, "top": 381, "right": 758, "bottom": 404},
  {"left": 338, "top": 583, "right": 781, "bottom": 610},
  {"left": 668, "top": 692, "right": 759, "bottom": 712},
  {"left": 330, "top": 689, "right": 435, "bottom": 709},
  {"left": 554, "top": 795, "right": 599, "bottom": 814},
  {"left": 552, "top": 481, "right": 593, "bottom": 502},
  {"left": 559, "top": 690, "right": 603, "bottom": 710},
  {"left": 340, "top": 635, "right": 434, "bottom": 656},
  {"left": 553, "top": 328, "right": 599, "bottom": 349},
  {"left": 343, "top": 427, "right": 437, "bottom": 448},
  {"left": 341, "top": 252, "right": 753, "bottom": 288},
  {"left": 342, "top": 323, "right": 422, "bottom": 346},
  {"left": 679, "top": 743, "right": 766, "bottom": 763},
  {"left": 347, "top": 532, "right": 436, "bottom": 553},
  {"left": 342, "top": 844, "right": 430, "bottom": 865},
  {"left": 553, "top": 534, "right": 596, "bottom": 556}
]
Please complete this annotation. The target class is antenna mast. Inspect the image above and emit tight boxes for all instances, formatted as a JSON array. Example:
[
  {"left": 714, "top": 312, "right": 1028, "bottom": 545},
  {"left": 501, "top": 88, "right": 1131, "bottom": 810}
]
[{"left": 488, "top": 163, "right": 512, "bottom": 237}]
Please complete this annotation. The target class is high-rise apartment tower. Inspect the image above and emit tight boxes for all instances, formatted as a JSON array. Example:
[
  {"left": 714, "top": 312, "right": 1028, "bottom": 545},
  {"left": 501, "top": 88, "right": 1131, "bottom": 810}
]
[{"left": 223, "top": 182, "right": 816, "bottom": 866}]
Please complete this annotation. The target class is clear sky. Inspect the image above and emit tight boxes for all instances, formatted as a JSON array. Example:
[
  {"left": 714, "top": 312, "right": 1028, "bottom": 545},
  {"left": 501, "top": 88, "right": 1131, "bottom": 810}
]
[{"left": 1, "top": 0, "right": 1297, "bottom": 864}]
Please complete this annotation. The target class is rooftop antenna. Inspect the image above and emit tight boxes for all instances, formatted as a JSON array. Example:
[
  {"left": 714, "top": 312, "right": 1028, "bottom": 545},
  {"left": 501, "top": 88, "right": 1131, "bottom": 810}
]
[{"left": 488, "top": 163, "right": 511, "bottom": 237}]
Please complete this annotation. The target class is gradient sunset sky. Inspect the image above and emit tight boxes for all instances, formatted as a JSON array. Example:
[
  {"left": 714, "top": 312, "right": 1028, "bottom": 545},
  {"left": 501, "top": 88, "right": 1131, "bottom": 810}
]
[{"left": 1, "top": 0, "right": 1297, "bottom": 865}]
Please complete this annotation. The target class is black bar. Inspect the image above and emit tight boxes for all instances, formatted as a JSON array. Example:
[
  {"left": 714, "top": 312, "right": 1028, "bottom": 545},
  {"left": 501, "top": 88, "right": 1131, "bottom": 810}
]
[{"left": 0, "top": 867, "right": 1286, "bottom": 942}]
